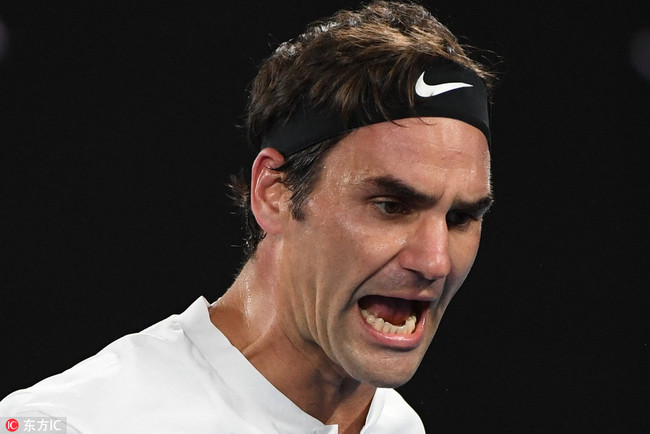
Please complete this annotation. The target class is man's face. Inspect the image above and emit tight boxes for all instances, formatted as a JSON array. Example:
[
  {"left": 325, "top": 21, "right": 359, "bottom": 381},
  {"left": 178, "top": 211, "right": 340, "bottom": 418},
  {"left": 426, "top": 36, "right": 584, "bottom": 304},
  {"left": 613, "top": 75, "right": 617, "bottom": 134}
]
[{"left": 278, "top": 117, "right": 492, "bottom": 387}]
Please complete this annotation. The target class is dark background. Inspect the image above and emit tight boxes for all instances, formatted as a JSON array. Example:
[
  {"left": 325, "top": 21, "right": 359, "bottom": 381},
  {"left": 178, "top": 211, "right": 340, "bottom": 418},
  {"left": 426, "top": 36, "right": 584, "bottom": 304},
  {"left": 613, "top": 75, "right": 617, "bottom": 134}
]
[{"left": 1, "top": 0, "right": 649, "bottom": 432}]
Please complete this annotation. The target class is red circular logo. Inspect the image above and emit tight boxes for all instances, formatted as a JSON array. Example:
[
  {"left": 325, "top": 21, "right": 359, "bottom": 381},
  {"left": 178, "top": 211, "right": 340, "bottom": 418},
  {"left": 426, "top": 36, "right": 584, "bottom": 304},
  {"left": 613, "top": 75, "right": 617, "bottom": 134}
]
[{"left": 5, "top": 419, "right": 19, "bottom": 432}]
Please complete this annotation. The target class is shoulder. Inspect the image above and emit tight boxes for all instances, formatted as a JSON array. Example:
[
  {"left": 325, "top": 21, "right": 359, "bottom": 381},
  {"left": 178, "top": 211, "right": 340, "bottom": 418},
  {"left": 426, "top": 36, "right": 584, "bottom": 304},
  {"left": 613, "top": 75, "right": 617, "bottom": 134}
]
[
  {"left": 0, "top": 311, "right": 189, "bottom": 403},
  {"left": 0, "top": 298, "right": 225, "bottom": 432}
]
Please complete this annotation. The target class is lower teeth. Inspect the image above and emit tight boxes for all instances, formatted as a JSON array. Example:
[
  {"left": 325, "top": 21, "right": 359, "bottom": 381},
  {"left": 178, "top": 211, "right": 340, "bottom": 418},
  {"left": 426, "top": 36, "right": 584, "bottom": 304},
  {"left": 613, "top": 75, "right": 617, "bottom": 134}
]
[{"left": 361, "top": 309, "right": 416, "bottom": 335}]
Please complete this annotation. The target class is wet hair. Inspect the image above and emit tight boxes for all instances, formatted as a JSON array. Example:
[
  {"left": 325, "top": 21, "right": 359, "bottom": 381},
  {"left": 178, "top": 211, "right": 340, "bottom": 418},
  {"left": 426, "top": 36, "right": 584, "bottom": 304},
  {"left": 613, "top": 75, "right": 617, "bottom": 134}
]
[{"left": 230, "top": 0, "right": 494, "bottom": 260}]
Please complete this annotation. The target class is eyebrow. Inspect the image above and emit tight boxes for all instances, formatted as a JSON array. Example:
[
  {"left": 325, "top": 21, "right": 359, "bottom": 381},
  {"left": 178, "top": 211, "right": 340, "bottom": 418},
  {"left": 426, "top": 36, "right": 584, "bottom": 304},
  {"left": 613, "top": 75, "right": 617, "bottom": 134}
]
[
  {"left": 361, "top": 175, "right": 494, "bottom": 215},
  {"left": 453, "top": 195, "right": 495, "bottom": 217}
]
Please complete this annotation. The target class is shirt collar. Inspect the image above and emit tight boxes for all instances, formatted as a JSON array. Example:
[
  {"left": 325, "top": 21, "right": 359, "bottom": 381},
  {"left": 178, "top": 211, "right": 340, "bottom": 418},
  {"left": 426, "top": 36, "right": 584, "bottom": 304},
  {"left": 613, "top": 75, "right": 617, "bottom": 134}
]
[{"left": 177, "top": 297, "right": 348, "bottom": 433}]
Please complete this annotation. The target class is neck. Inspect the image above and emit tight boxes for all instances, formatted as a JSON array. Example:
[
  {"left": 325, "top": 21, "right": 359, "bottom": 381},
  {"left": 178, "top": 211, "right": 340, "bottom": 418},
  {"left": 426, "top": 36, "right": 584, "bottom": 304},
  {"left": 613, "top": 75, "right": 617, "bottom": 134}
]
[{"left": 210, "top": 246, "right": 376, "bottom": 432}]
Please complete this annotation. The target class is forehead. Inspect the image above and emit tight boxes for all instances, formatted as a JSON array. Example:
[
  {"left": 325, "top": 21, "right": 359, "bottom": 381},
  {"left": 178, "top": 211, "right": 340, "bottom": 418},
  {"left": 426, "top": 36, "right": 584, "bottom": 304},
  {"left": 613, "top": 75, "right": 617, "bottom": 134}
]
[{"left": 322, "top": 117, "right": 491, "bottom": 195}]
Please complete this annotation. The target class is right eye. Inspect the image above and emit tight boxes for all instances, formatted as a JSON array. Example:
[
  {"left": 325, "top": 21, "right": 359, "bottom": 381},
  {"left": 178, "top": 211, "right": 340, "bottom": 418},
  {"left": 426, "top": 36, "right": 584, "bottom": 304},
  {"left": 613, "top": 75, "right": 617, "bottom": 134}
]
[{"left": 375, "top": 200, "right": 409, "bottom": 216}]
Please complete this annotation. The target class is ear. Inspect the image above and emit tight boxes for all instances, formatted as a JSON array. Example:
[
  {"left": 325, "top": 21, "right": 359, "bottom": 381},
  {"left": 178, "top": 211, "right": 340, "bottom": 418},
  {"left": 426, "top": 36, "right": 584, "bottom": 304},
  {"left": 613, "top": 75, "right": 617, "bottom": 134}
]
[{"left": 250, "top": 147, "right": 290, "bottom": 235}]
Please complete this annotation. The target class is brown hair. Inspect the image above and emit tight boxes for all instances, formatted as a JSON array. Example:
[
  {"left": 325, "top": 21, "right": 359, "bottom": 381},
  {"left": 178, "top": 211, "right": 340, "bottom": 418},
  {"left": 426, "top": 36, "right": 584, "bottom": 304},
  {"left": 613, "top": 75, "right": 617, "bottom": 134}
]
[{"left": 231, "top": 0, "right": 494, "bottom": 260}]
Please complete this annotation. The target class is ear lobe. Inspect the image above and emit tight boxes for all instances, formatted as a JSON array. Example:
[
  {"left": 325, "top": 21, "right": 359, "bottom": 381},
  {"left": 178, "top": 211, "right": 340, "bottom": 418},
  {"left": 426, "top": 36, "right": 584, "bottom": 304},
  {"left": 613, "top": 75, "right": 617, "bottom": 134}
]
[{"left": 250, "top": 147, "right": 289, "bottom": 235}]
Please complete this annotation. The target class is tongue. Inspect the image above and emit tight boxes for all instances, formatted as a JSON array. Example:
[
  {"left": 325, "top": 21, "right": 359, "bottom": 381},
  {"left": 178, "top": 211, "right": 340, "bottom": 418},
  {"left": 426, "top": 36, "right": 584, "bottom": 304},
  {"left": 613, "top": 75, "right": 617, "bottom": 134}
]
[{"left": 359, "top": 295, "right": 413, "bottom": 326}]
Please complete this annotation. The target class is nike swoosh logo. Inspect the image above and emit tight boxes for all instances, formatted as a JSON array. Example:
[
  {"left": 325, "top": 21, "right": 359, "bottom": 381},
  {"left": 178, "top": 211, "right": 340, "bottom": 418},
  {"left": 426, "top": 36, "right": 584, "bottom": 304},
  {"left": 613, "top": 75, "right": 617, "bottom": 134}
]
[{"left": 415, "top": 72, "right": 473, "bottom": 97}]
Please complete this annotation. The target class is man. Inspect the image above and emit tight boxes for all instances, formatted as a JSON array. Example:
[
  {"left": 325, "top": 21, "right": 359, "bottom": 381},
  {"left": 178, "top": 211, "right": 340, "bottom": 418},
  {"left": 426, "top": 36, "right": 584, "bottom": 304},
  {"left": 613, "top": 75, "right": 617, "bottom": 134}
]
[{"left": 0, "top": 1, "right": 494, "bottom": 432}]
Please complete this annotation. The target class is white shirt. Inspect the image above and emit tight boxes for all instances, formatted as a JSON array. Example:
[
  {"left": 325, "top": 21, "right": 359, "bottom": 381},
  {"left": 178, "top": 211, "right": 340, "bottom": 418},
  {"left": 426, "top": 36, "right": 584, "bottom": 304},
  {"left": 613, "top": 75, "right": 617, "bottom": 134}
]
[{"left": 0, "top": 297, "right": 425, "bottom": 433}]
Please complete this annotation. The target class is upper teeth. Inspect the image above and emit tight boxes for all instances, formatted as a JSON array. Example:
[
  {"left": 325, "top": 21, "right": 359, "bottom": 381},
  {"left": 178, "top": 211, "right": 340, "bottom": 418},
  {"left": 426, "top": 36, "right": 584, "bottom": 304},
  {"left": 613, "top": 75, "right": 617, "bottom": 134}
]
[{"left": 361, "top": 309, "right": 416, "bottom": 335}]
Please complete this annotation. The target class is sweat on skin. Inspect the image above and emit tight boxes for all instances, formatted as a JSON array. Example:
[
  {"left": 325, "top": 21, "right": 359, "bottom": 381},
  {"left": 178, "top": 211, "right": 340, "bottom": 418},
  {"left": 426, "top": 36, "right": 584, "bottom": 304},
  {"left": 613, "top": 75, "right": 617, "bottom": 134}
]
[{"left": 210, "top": 116, "right": 492, "bottom": 430}]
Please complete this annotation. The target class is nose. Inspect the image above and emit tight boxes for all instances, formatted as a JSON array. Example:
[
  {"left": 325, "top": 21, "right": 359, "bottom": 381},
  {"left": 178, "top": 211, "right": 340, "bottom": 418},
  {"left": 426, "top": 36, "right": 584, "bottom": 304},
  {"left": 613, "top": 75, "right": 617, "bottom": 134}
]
[{"left": 397, "top": 216, "right": 451, "bottom": 281}]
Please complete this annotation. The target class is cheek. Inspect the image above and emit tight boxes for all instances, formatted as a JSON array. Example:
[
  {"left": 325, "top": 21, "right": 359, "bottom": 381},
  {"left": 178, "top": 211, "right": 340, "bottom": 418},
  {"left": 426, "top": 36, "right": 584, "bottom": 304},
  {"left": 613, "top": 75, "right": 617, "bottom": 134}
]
[
  {"left": 331, "top": 209, "right": 404, "bottom": 266},
  {"left": 305, "top": 212, "right": 404, "bottom": 306}
]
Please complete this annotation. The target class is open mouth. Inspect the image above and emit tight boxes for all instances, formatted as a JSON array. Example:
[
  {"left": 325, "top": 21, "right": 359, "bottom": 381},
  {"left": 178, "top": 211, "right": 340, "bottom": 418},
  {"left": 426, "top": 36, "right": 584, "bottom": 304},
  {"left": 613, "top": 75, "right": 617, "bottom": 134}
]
[{"left": 358, "top": 295, "right": 428, "bottom": 335}]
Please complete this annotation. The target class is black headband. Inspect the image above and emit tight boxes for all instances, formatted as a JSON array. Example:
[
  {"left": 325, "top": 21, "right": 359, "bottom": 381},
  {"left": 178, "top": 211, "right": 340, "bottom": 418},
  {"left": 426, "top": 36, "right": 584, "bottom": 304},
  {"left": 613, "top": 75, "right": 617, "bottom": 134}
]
[{"left": 261, "top": 60, "right": 490, "bottom": 155}]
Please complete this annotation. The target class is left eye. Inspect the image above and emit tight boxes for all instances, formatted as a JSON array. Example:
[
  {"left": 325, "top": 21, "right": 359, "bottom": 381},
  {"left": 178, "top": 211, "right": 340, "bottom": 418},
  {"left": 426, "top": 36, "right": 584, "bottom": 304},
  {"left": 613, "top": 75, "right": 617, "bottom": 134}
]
[{"left": 446, "top": 210, "right": 474, "bottom": 227}]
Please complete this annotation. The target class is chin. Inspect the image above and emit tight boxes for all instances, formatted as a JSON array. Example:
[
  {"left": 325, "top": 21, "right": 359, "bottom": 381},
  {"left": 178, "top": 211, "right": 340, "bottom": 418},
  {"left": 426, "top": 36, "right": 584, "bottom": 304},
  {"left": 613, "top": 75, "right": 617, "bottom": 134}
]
[
  {"left": 345, "top": 354, "right": 423, "bottom": 388},
  {"left": 364, "top": 370, "right": 418, "bottom": 389}
]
